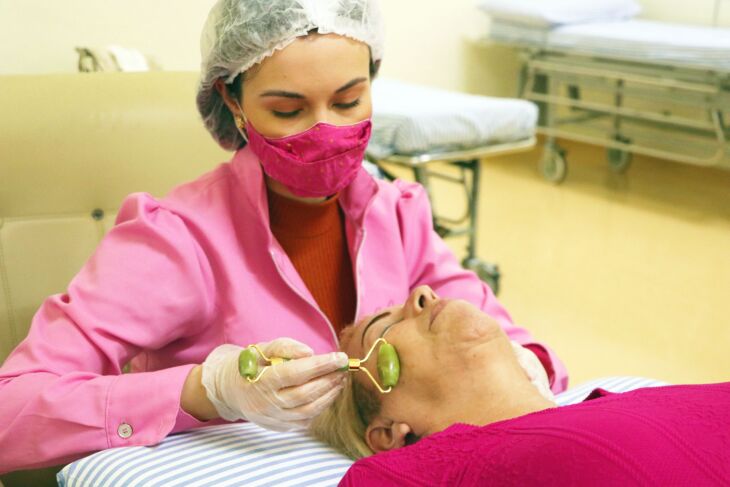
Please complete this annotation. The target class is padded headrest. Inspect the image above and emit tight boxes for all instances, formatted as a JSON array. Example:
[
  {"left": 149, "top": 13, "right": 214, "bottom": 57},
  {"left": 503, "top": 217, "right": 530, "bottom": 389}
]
[{"left": 0, "top": 72, "right": 230, "bottom": 218}]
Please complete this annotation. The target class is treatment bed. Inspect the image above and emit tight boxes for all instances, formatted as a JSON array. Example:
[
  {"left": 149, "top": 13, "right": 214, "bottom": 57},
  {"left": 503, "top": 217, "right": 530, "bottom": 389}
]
[
  {"left": 57, "top": 376, "right": 666, "bottom": 487},
  {"left": 366, "top": 79, "right": 539, "bottom": 293},
  {"left": 479, "top": 1, "right": 730, "bottom": 182}
]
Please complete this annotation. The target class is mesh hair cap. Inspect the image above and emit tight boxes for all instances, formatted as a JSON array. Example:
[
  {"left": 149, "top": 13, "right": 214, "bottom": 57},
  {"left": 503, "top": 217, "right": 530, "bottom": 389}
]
[{"left": 196, "top": 0, "right": 385, "bottom": 151}]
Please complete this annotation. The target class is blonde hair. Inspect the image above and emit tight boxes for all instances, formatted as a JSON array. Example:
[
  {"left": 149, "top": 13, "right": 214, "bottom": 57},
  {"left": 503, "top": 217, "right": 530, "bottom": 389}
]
[{"left": 309, "top": 326, "right": 382, "bottom": 460}]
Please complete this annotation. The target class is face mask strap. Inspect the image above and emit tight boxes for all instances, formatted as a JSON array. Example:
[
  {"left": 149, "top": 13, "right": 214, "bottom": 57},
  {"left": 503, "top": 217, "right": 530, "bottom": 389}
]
[{"left": 348, "top": 337, "right": 393, "bottom": 394}]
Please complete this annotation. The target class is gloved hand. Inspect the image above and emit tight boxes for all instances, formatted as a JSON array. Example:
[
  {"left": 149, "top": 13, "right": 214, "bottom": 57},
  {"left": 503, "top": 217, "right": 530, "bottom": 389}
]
[
  {"left": 510, "top": 341, "right": 555, "bottom": 403},
  {"left": 201, "top": 338, "right": 348, "bottom": 431}
]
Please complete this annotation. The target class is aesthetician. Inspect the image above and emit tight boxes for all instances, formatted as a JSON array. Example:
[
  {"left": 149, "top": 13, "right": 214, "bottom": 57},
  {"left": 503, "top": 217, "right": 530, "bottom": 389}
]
[{"left": 0, "top": 0, "right": 568, "bottom": 473}]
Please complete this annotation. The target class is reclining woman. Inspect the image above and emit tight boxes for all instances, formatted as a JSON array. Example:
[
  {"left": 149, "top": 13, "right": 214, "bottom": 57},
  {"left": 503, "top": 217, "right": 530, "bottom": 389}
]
[{"left": 311, "top": 285, "right": 730, "bottom": 486}]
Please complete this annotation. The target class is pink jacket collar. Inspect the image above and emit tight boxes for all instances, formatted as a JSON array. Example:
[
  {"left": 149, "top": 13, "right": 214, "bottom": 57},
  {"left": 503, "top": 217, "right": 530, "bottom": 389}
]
[{"left": 230, "top": 146, "right": 379, "bottom": 226}]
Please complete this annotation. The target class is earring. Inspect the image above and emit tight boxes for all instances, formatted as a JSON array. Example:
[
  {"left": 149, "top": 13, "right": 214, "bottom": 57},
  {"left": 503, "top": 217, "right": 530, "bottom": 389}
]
[{"left": 235, "top": 115, "right": 246, "bottom": 131}]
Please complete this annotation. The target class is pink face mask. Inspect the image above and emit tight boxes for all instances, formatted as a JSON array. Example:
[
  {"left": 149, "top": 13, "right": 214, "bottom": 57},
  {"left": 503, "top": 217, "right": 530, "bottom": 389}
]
[{"left": 245, "top": 119, "right": 373, "bottom": 198}]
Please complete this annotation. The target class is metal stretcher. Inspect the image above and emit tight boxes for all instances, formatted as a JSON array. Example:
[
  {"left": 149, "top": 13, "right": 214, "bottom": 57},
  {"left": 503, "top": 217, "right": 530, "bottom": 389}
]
[
  {"left": 366, "top": 80, "right": 538, "bottom": 294},
  {"left": 484, "top": 5, "right": 730, "bottom": 182}
]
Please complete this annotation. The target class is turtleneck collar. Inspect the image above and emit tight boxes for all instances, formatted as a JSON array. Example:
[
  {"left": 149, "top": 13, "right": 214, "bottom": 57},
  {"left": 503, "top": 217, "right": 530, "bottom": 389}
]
[{"left": 267, "top": 189, "right": 343, "bottom": 238}]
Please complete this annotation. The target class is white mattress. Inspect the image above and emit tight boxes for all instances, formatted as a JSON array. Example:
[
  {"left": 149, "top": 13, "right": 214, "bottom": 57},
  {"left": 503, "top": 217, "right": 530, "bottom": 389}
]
[
  {"left": 489, "top": 19, "right": 730, "bottom": 71},
  {"left": 477, "top": 0, "right": 641, "bottom": 28},
  {"left": 368, "top": 79, "right": 537, "bottom": 159},
  {"left": 58, "top": 376, "right": 667, "bottom": 487}
]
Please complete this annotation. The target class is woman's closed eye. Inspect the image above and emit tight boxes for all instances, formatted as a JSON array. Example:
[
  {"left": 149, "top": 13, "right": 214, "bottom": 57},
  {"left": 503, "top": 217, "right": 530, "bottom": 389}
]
[
  {"left": 272, "top": 109, "right": 302, "bottom": 119},
  {"left": 334, "top": 98, "right": 361, "bottom": 110},
  {"left": 379, "top": 321, "right": 399, "bottom": 340},
  {"left": 272, "top": 98, "right": 361, "bottom": 118},
  {"left": 374, "top": 317, "right": 404, "bottom": 347}
]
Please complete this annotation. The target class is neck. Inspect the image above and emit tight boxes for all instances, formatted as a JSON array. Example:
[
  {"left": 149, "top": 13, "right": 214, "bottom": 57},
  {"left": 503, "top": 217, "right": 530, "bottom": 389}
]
[
  {"left": 265, "top": 174, "right": 329, "bottom": 204},
  {"left": 424, "top": 340, "right": 555, "bottom": 435}
]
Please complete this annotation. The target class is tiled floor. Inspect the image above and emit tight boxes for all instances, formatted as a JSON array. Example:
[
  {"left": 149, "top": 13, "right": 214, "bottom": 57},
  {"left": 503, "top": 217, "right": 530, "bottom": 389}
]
[{"left": 383, "top": 140, "right": 730, "bottom": 386}]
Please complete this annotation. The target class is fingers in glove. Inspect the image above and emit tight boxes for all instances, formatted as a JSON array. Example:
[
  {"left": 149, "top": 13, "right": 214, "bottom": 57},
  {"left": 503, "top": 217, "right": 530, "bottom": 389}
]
[
  {"left": 260, "top": 337, "right": 314, "bottom": 361},
  {"left": 268, "top": 352, "right": 348, "bottom": 388},
  {"left": 280, "top": 381, "right": 345, "bottom": 421},
  {"left": 276, "top": 371, "right": 346, "bottom": 409}
]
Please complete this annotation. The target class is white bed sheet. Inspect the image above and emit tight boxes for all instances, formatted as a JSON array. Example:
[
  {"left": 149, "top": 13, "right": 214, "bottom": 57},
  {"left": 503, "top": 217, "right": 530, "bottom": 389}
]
[
  {"left": 368, "top": 79, "right": 537, "bottom": 159},
  {"left": 489, "top": 19, "right": 730, "bottom": 71},
  {"left": 477, "top": 0, "right": 641, "bottom": 28}
]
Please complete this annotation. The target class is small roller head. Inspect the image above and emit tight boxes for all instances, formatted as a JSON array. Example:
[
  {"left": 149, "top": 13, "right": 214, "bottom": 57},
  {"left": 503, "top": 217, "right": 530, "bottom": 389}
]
[
  {"left": 377, "top": 342, "right": 400, "bottom": 388},
  {"left": 238, "top": 347, "right": 259, "bottom": 378}
]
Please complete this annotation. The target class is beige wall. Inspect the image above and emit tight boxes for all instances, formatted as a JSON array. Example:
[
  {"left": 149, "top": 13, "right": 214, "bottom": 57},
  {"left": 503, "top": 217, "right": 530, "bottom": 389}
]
[
  {"left": 640, "top": 0, "right": 730, "bottom": 24},
  {"left": 2, "top": 1, "right": 727, "bottom": 92},
  {"left": 2, "top": 1, "right": 728, "bottom": 87},
  {"left": 0, "top": 0, "right": 217, "bottom": 75}
]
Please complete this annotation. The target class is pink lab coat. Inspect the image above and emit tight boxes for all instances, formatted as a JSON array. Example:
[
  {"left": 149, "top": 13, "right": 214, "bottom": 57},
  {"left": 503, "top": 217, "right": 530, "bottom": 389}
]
[{"left": 0, "top": 147, "right": 567, "bottom": 473}]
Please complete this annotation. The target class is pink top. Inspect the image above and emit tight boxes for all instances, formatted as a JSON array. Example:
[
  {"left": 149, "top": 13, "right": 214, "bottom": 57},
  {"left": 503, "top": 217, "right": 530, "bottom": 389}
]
[
  {"left": 340, "top": 383, "right": 730, "bottom": 486},
  {"left": 0, "top": 148, "right": 567, "bottom": 473}
]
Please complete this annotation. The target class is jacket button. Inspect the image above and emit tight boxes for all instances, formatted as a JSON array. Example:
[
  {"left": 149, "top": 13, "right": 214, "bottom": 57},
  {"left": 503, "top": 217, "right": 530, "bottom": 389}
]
[{"left": 117, "top": 423, "right": 133, "bottom": 439}]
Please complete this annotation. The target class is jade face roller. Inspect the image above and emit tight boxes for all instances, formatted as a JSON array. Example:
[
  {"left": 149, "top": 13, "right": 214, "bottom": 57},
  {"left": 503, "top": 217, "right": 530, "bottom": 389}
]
[
  {"left": 237, "top": 338, "right": 400, "bottom": 394},
  {"left": 345, "top": 337, "right": 400, "bottom": 394}
]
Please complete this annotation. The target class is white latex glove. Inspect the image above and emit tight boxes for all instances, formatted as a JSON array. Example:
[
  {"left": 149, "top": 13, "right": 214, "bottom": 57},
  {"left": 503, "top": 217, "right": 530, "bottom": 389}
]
[
  {"left": 201, "top": 338, "right": 348, "bottom": 431},
  {"left": 510, "top": 341, "right": 555, "bottom": 403}
]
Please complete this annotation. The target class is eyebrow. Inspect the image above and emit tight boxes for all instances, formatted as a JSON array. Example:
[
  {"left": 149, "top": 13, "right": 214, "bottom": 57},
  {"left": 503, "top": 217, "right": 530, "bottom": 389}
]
[
  {"left": 259, "top": 77, "right": 368, "bottom": 99},
  {"left": 360, "top": 311, "right": 391, "bottom": 347},
  {"left": 335, "top": 77, "right": 368, "bottom": 93}
]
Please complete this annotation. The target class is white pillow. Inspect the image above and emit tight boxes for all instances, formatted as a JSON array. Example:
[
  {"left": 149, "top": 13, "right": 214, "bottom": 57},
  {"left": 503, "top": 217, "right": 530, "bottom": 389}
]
[{"left": 477, "top": 0, "right": 642, "bottom": 28}]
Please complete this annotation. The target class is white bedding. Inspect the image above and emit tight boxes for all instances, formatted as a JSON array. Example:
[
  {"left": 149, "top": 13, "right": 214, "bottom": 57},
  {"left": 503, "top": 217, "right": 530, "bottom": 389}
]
[
  {"left": 58, "top": 376, "right": 667, "bottom": 487},
  {"left": 489, "top": 19, "right": 730, "bottom": 71},
  {"left": 368, "top": 79, "right": 537, "bottom": 159},
  {"left": 477, "top": 0, "right": 641, "bottom": 28}
]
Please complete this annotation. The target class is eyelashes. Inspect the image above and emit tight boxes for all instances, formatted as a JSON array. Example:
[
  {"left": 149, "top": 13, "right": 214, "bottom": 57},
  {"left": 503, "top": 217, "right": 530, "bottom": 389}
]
[
  {"left": 379, "top": 319, "right": 402, "bottom": 340},
  {"left": 272, "top": 99, "right": 362, "bottom": 118},
  {"left": 335, "top": 99, "right": 361, "bottom": 110},
  {"left": 272, "top": 109, "right": 301, "bottom": 119},
  {"left": 380, "top": 324, "right": 395, "bottom": 339}
]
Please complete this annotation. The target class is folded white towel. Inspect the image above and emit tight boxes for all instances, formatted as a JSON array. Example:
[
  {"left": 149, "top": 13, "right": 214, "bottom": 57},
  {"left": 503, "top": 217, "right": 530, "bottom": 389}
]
[
  {"left": 477, "top": 0, "right": 641, "bottom": 27},
  {"left": 106, "top": 45, "right": 150, "bottom": 72}
]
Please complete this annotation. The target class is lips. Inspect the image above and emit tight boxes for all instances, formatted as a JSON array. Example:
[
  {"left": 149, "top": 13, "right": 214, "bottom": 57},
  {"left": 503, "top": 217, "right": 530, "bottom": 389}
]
[{"left": 429, "top": 299, "right": 450, "bottom": 330}]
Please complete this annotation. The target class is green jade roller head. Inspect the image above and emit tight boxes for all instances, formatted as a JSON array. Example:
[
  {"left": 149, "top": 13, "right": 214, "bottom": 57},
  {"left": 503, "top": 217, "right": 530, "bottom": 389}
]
[
  {"left": 237, "top": 338, "right": 400, "bottom": 394},
  {"left": 237, "top": 344, "right": 289, "bottom": 383},
  {"left": 343, "top": 337, "right": 400, "bottom": 394}
]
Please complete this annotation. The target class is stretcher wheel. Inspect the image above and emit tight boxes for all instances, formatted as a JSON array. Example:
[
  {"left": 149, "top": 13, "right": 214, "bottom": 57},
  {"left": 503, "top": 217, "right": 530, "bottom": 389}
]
[
  {"left": 463, "top": 257, "right": 501, "bottom": 295},
  {"left": 607, "top": 147, "right": 632, "bottom": 173},
  {"left": 607, "top": 135, "right": 632, "bottom": 173},
  {"left": 540, "top": 145, "right": 567, "bottom": 183}
]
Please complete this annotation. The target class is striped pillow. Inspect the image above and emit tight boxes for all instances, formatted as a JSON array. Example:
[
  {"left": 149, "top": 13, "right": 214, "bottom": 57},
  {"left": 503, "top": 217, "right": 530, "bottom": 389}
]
[{"left": 58, "top": 376, "right": 667, "bottom": 487}]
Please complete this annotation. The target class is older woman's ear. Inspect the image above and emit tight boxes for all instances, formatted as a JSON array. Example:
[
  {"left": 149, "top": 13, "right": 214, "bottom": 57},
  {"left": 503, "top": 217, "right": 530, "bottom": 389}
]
[{"left": 365, "top": 419, "right": 412, "bottom": 453}]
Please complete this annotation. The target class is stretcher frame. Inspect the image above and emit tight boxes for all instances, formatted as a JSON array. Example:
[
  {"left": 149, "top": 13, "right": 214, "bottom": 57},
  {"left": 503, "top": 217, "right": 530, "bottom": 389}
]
[
  {"left": 515, "top": 47, "right": 730, "bottom": 182},
  {"left": 366, "top": 137, "right": 536, "bottom": 294},
  {"left": 481, "top": 0, "right": 730, "bottom": 182}
]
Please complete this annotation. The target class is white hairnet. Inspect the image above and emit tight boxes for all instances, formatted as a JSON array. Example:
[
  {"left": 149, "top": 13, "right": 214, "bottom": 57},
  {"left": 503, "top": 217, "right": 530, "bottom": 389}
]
[{"left": 196, "top": 0, "right": 385, "bottom": 151}]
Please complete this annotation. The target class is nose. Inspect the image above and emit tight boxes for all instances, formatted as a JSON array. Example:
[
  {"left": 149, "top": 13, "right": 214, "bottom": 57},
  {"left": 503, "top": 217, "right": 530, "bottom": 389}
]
[
  {"left": 310, "top": 105, "right": 333, "bottom": 126},
  {"left": 404, "top": 285, "right": 438, "bottom": 318}
]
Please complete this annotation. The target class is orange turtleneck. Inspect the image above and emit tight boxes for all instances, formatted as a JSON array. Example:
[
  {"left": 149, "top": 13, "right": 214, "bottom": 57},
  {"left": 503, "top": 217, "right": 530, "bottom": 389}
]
[{"left": 267, "top": 190, "right": 357, "bottom": 335}]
